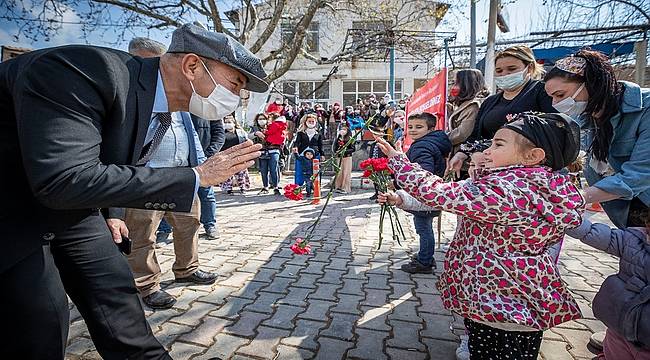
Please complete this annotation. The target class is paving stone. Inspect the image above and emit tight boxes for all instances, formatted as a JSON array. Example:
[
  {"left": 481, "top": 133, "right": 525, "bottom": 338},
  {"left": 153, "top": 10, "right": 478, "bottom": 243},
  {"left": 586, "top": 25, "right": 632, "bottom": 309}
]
[
  {"left": 420, "top": 313, "right": 456, "bottom": 341},
  {"left": 411, "top": 275, "right": 439, "bottom": 294},
  {"left": 320, "top": 312, "right": 358, "bottom": 341},
  {"left": 210, "top": 297, "right": 254, "bottom": 320},
  {"left": 65, "top": 337, "right": 95, "bottom": 356},
  {"left": 229, "top": 280, "right": 267, "bottom": 300},
  {"left": 236, "top": 326, "right": 291, "bottom": 359},
  {"left": 220, "top": 271, "right": 254, "bottom": 287},
  {"left": 356, "top": 305, "right": 391, "bottom": 331},
  {"left": 224, "top": 311, "right": 272, "bottom": 338},
  {"left": 348, "top": 328, "right": 388, "bottom": 360},
  {"left": 385, "top": 347, "right": 427, "bottom": 360},
  {"left": 248, "top": 268, "right": 277, "bottom": 283},
  {"left": 365, "top": 274, "right": 390, "bottom": 290},
  {"left": 277, "top": 286, "right": 312, "bottom": 307},
  {"left": 339, "top": 278, "right": 365, "bottom": 296},
  {"left": 298, "top": 299, "right": 336, "bottom": 321},
  {"left": 168, "top": 341, "right": 205, "bottom": 359},
  {"left": 386, "top": 320, "right": 425, "bottom": 351},
  {"left": 325, "top": 257, "right": 350, "bottom": 271},
  {"left": 276, "top": 264, "right": 304, "bottom": 279},
  {"left": 313, "top": 337, "right": 354, "bottom": 360},
  {"left": 539, "top": 339, "right": 575, "bottom": 360},
  {"left": 416, "top": 292, "right": 449, "bottom": 315},
  {"left": 281, "top": 319, "right": 328, "bottom": 350},
  {"left": 261, "top": 257, "right": 291, "bottom": 270},
  {"left": 389, "top": 299, "right": 422, "bottom": 323},
  {"left": 178, "top": 317, "right": 231, "bottom": 347},
  {"left": 154, "top": 321, "right": 193, "bottom": 348},
  {"left": 276, "top": 344, "right": 316, "bottom": 359},
  {"left": 389, "top": 283, "right": 415, "bottom": 300},
  {"left": 302, "top": 261, "right": 328, "bottom": 275},
  {"left": 420, "top": 337, "right": 458, "bottom": 359},
  {"left": 330, "top": 294, "right": 363, "bottom": 315},
  {"left": 550, "top": 327, "right": 595, "bottom": 359},
  {"left": 262, "top": 276, "right": 293, "bottom": 294},
  {"left": 318, "top": 269, "right": 346, "bottom": 285},
  {"left": 308, "top": 283, "right": 341, "bottom": 301},
  {"left": 68, "top": 319, "right": 90, "bottom": 341},
  {"left": 292, "top": 273, "right": 321, "bottom": 289},
  {"left": 197, "top": 285, "right": 238, "bottom": 305},
  {"left": 262, "top": 304, "right": 304, "bottom": 329},
  {"left": 170, "top": 300, "right": 217, "bottom": 326},
  {"left": 244, "top": 291, "right": 284, "bottom": 314},
  {"left": 361, "top": 289, "right": 390, "bottom": 306},
  {"left": 390, "top": 268, "right": 416, "bottom": 285},
  {"left": 193, "top": 334, "right": 250, "bottom": 360}
]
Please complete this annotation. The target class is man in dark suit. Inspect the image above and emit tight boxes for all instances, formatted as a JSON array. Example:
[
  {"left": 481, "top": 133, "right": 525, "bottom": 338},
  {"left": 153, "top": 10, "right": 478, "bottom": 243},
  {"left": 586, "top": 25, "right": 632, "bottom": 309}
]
[{"left": 0, "top": 23, "right": 266, "bottom": 359}]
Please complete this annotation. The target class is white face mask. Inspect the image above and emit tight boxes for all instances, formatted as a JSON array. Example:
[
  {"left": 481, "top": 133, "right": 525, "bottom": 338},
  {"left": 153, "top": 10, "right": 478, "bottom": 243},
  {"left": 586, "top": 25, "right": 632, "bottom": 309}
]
[
  {"left": 188, "top": 61, "right": 240, "bottom": 120},
  {"left": 306, "top": 122, "right": 317, "bottom": 129},
  {"left": 553, "top": 83, "right": 588, "bottom": 119},
  {"left": 394, "top": 116, "right": 404, "bottom": 126},
  {"left": 257, "top": 119, "right": 267, "bottom": 126},
  {"left": 494, "top": 69, "right": 528, "bottom": 91},
  {"left": 338, "top": 130, "right": 347, "bottom": 136}
]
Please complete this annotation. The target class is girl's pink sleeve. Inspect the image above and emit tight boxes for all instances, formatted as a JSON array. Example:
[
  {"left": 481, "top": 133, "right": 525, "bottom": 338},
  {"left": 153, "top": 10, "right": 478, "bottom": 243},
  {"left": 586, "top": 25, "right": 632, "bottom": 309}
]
[{"left": 388, "top": 154, "right": 530, "bottom": 224}]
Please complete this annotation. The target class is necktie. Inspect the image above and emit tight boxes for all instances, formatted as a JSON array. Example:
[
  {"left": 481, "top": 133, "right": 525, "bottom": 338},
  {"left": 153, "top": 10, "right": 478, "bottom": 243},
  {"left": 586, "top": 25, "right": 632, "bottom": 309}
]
[{"left": 138, "top": 112, "right": 172, "bottom": 165}]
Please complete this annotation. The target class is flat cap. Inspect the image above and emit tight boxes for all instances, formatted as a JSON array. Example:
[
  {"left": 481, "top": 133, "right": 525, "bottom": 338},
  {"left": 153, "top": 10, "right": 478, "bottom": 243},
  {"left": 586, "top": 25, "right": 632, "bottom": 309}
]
[{"left": 168, "top": 23, "right": 269, "bottom": 92}]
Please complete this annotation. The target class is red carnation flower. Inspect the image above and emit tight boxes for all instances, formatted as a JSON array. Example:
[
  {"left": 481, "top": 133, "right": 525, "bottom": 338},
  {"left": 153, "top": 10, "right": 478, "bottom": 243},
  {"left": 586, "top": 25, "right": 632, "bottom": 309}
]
[
  {"left": 290, "top": 238, "right": 311, "bottom": 255},
  {"left": 283, "top": 184, "right": 303, "bottom": 201}
]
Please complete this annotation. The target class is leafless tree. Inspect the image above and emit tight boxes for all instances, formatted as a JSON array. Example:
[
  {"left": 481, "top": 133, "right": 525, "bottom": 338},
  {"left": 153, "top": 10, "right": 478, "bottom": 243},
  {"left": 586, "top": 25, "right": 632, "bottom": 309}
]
[{"left": 0, "top": 0, "right": 451, "bottom": 82}]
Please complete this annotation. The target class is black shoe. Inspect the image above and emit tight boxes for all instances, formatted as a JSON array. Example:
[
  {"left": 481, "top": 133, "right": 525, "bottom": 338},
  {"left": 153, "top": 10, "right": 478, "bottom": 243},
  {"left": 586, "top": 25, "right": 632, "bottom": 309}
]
[
  {"left": 175, "top": 269, "right": 218, "bottom": 285},
  {"left": 227, "top": 190, "right": 234, "bottom": 195},
  {"left": 369, "top": 193, "right": 378, "bottom": 200},
  {"left": 410, "top": 254, "right": 437, "bottom": 269},
  {"left": 239, "top": 189, "right": 245, "bottom": 194},
  {"left": 401, "top": 258, "right": 434, "bottom": 274},
  {"left": 273, "top": 188, "right": 281, "bottom": 195},
  {"left": 143, "top": 290, "right": 176, "bottom": 309},
  {"left": 258, "top": 188, "right": 269, "bottom": 195}
]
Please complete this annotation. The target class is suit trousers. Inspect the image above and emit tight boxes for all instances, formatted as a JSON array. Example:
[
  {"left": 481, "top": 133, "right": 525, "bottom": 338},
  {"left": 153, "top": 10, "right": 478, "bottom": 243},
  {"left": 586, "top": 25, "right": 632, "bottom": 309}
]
[
  {"left": 0, "top": 211, "right": 169, "bottom": 359},
  {"left": 126, "top": 197, "right": 200, "bottom": 297}
]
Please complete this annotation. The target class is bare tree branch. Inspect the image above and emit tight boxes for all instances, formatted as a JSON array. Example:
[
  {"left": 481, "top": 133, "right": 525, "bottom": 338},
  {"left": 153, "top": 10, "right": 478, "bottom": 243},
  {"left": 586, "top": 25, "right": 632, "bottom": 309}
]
[
  {"left": 249, "top": 0, "right": 285, "bottom": 53},
  {"left": 91, "top": 0, "right": 181, "bottom": 27}
]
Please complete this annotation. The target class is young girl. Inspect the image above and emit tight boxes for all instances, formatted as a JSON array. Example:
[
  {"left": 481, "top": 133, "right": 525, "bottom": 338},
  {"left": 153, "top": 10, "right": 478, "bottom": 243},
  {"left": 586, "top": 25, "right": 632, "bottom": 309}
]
[
  {"left": 293, "top": 113, "right": 324, "bottom": 187},
  {"left": 566, "top": 217, "right": 650, "bottom": 359},
  {"left": 333, "top": 123, "right": 354, "bottom": 194},
  {"left": 377, "top": 112, "right": 584, "bottom": 360},
  {"left": 220, "top": 114, "right": 251, "bottom": 194}
]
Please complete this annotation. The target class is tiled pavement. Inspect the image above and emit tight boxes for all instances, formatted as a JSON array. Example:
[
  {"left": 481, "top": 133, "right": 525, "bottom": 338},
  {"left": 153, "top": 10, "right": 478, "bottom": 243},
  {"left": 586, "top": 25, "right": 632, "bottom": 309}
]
[{"left": 64, "top": 180, "right": 616, "bottom": 360}]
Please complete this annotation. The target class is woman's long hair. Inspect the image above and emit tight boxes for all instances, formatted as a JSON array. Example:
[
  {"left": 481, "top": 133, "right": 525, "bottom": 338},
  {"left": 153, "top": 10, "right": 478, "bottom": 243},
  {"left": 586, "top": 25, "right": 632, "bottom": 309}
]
[
  {"left": 544, "top": 49, "right": 622, "bottom": 161},
  {"left": 451, "top": 69, "right": 489, "bottom": 105},
  {"left": 254, "top": 113, "right": 268, "bottom": 129}
]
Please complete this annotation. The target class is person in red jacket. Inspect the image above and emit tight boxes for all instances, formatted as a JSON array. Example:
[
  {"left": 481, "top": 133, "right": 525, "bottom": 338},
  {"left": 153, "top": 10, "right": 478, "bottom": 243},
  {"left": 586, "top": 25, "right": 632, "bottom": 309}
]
[{"left": 266, "top": 97, "right": 284, "bottom": 115}]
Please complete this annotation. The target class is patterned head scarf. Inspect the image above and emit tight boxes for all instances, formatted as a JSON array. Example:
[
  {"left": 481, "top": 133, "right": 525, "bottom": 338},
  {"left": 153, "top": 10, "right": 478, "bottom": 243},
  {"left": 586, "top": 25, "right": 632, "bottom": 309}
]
[
  {"left": 554, "top": 56, "right": 587, "bottom": 76},
  {"left": 502, "top": 112, "right": 580, "bottom": 171}
]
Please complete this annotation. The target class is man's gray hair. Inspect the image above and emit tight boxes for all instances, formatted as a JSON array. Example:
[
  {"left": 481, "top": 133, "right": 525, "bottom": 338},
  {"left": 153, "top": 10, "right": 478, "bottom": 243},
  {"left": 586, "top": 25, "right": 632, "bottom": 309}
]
[{"left": 128, "top": 37, "right": 167, "bottom": 56}]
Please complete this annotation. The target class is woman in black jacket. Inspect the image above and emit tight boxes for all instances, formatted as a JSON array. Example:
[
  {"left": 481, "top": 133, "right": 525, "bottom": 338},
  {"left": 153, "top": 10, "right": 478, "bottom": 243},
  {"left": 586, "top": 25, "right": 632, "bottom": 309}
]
[
  {"left": 447, "top": 45, "right": 556, "bottom": 177},
  {"left": 293, "top": 113, "right": 324, "bottom": 185}
]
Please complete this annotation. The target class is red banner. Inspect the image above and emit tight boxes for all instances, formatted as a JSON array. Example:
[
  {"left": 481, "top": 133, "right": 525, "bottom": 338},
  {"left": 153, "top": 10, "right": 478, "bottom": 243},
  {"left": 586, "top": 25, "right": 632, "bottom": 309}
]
[{"left": 403, "top": 68, "right": 447, "bottom": 150}]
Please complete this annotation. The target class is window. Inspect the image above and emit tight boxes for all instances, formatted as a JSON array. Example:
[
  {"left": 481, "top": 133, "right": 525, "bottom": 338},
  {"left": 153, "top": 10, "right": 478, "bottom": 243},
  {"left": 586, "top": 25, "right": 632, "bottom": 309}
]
[
  {"left": 341, "top": 80, "right": 403, "bottom": 106},
  {"left": 281, "top": 21, "right": 319, "bottom": 53},
  {"left": 281, "top": 80, "right": 330, "bottom": 105}
]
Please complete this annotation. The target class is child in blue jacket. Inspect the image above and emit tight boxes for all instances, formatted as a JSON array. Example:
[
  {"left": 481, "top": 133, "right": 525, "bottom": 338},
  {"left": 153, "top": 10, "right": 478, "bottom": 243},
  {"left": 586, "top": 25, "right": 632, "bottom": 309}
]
[{"left": 401, "top": 112, "right": 451, "bottom": 273}]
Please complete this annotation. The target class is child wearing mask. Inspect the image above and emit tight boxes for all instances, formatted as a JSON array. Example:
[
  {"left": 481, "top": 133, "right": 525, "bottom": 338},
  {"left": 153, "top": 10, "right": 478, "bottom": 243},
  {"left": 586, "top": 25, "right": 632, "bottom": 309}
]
[
  {"left": 293, "top": 113, "right": 324, "bottom": 186},
  {"left": 220, "top": 115, "right": 251, "bottom": 194},
  {"left": 250, "top": 113, "right": 279, "bottom": 195},
  {"left": 333, "top": 123, "right": 355, "bottom": 193},
  {"left": 301, "top": 148, "right": 316, "bottom": 198},
  {"left": 399, "top": 112, "right": 451, "bottom": 273},
  {"left": 377, "top": 112, "right": 584, "bottom": 360},
  {"left": 565, "top": 217, "right": 650, "bottom": 360},
  {"left": 391, "top": 109, "right": 406, "bottom": 143}
]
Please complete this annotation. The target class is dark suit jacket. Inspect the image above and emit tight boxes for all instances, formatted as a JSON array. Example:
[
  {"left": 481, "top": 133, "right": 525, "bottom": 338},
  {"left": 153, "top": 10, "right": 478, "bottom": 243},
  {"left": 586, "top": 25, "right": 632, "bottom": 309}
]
[
  {"left": 0, "top": 45, "right": 196, "bottom": 272},
  {"left": 191, "top": 115, "right": 225, "bottom": 157}
]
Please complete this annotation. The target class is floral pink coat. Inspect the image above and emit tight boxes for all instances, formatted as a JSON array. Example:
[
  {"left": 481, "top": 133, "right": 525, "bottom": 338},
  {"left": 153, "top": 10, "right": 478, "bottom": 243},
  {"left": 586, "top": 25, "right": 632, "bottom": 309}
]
[{"left": 389, "top": 154, "right": 584, "bottom": 330}]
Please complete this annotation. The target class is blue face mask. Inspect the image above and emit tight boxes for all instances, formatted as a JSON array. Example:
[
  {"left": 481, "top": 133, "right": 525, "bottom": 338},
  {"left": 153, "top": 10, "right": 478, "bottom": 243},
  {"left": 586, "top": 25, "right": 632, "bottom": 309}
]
[{"left": 494, "top": 69, "right": 528, "bottom": 91}]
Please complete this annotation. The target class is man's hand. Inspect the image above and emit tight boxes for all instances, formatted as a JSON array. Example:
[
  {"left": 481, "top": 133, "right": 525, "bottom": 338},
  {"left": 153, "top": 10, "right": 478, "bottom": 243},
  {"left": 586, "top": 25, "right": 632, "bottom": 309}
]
[
  {"left": 446, "top": 152, "right": 468, "bottom": 178},
  {"left": 377, "top": 192, "right": 403, "bottom": 206},
  {"left": 106, "top": 218, "right": 129, "bottom": 244},
  {"left": 373, "top": 135, "right": 401, "bottom": 158},
  {"left": 194, "top": 140, "right": 262, "bottom": 187}
]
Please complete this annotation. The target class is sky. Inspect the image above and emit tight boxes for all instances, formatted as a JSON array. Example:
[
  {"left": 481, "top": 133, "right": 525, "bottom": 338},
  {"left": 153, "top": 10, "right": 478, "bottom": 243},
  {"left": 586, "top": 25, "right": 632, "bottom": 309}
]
[{"left": 0, "top": 0, "right": 548, "bottom": 53}]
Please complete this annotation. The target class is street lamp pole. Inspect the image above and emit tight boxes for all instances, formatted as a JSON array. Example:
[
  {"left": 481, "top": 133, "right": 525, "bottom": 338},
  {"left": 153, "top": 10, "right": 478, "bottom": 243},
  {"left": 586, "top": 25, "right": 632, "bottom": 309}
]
[
  {"left": 484, "top": 0, "right": 498, "bottom": 92},
  {"left": 470, "top": 0, "right": 477, "bottom": 68}
]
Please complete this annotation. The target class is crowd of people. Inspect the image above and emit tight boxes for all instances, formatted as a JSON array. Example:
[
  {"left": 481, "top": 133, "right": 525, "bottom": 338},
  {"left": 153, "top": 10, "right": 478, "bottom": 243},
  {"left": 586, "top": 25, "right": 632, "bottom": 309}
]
[{"left": 1, "top": 18, "right": 649, "bottom": 360}]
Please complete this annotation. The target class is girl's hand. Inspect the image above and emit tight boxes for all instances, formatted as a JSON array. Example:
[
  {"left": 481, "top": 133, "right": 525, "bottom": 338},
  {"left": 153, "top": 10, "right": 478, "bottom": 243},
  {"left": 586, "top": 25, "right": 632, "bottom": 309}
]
[
  {"left": 377, "top": 192, "right": 403, "bottom": 206},
  {"left": 373, "top": 135, "right": 401, "bottom": 158},
  {"left": 255, "top": 131, "right": 265, "bottom": 139}
]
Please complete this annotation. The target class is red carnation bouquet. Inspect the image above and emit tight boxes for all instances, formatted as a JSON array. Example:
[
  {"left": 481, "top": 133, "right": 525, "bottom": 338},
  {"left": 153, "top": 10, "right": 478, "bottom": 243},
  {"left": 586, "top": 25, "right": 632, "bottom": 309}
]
[{"left": 359, "top": 158, "right": 406, "bottom": 249}]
